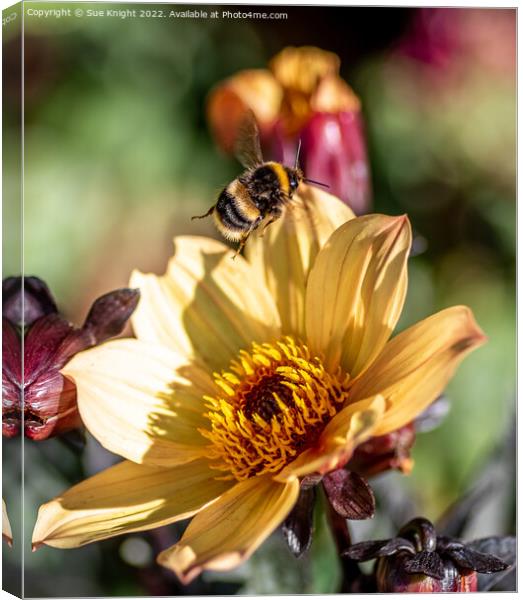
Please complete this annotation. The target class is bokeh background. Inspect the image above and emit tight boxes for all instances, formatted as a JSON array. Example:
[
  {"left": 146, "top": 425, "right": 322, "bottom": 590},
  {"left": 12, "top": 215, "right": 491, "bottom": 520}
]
[{"left": 3, "top": 3, "right": 516, "bottom": 596}]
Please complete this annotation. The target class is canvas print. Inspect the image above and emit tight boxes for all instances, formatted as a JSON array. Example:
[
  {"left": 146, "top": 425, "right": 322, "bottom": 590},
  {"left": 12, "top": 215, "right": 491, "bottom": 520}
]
[{"left": 2, "top": 2, "right": 516, "bottom": 596}]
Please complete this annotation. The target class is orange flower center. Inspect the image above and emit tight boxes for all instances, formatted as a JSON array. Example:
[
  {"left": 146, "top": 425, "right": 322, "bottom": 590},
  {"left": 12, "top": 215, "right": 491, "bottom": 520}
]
[{"left": 199, "top": 337, "right": 350, "bottom": 481}]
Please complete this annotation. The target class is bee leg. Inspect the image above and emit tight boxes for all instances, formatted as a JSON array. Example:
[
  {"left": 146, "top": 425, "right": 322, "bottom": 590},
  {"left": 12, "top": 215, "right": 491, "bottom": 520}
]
[
  {"left": 259, "top": 207, "right": 282, "bottom": 237},
  {"left": 191, "top": 205, "right": 215, "bottom": 220},
  {"left": 232, "top": 216, "right": 263, "bottom": 259},
  {"left": 232, "top": 234, "right": 250, "bottom": 260}
]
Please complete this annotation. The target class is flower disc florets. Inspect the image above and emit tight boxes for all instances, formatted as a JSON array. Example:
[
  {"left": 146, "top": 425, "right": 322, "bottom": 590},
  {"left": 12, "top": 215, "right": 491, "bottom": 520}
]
[{"left": 200, "top": 337, "right": 351, "bottom": 481}]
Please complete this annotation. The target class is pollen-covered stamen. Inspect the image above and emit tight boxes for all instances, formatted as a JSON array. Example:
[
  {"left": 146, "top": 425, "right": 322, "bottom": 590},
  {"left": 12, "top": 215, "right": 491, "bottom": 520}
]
[{"left": 199, "top": 337, "right": 351, "bottom": 481}]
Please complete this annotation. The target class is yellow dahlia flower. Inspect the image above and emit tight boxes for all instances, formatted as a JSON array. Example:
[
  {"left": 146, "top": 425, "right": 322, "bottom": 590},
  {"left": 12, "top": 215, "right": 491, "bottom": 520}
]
[{"left": 32, "top": 188, "right": 485, "bottom": 584}]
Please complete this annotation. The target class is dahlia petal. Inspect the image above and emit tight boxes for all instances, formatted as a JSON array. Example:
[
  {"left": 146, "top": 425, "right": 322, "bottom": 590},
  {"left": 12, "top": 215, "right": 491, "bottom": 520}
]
[
  {"left": 350, "top": 306, "right": 486, "bottom": 436},
  {"left": 3, "top": 500, "right": 12, "bottom": 546},
  {"left": 157, "top": 475, "right": 299, "bottom": 584},
  {"left": 62, "top": 339, "right": 214, "bottom": 466},
  {"left": 246, "top": 187, "right": 354, "bottom": 337},
  {"left": 32, "top": 459, "right": 230, "bottom": 549},
  {"left": 305, "top": 214, "right": 410, "bottom": 375},
  {"left": 131, "top": 236, "right": 281, "bottom": 371},
  {"left": 275, "top": 396, "right": 384, "bottom": 481}
]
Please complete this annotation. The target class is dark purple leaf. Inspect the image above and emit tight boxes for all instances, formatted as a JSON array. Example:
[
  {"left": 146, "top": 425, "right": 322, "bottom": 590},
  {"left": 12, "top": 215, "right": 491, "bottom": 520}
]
[
  {"left": 282, "top": 486, "right": 315, "bottom": 558},
  {"left": 403, "top": 550, "right": 445, "bottom": 580},
  {"left": 82, "top": 288, "right": 140, "bottom": 344},
  {"left": 322, "top": 469, "right": 375, "bottom": 520},
  {"left": 343, "top": 537, "right": 415, "bottom": 561}
]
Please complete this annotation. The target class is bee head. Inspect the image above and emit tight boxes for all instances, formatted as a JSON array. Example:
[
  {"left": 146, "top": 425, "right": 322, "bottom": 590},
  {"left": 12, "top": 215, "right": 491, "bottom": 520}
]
[{"left": 286, "top": 167, "right": 304, "bottom": 195}]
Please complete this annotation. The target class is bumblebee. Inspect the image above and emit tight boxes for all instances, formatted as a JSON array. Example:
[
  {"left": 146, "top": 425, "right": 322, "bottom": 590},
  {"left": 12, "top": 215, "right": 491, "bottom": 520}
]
[{"left": 193, "top": 113, "right": 325, "bottom": 256}]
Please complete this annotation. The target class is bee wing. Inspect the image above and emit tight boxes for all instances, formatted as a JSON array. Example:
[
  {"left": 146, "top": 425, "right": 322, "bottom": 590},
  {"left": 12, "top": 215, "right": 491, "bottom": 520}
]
[{"left": 235, "top": 110, "right": 264, "bottom": 169}]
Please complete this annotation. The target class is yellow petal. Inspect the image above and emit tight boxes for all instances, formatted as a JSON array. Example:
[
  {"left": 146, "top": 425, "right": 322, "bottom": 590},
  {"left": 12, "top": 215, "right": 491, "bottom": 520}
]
[
  {"left": 351, "top": 306, "right": 487, "bottom": 436},
  {"left": 32, "top": 459, "right": 231, "bottom": 549},
  {"left": 310, "top": 74, "right": 361, "bottom": 113},
  {"left": 63, "top": 339, "right": 213, "bottom": 467},
  {"left": 207, "top": 69, "right": 283, "bottom": 153},
  {"left": 3, "top": 500, "right": 12, "bottom": 546},
  {"left": 157, "top": 475, "right": 299, "bottom": 584},
  {"left": 246, "top": 186, "right": 354, "bottom": 337},
  {"left": 305, "top": 214, "right": 411, "bottom": 375},
  {"left": 275, "top": 396, "right": 384, "bottom": 481},
  {"left": 131, "top": 236, "right": 281, "bottom": 371},
  {"left": 270, "top": 46, "right": 340, "bottom": 95}
]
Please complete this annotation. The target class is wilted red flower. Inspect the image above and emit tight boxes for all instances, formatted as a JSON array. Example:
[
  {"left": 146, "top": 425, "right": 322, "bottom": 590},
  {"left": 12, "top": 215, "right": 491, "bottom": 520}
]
[
  {"left": 207, "top": 46, "right": 371, "bottom": 214},
  {"left": 2, "top": 276, "right": 139, "bottom": 440},
  {"left": 348, "top": 423, "right": 416, "bottom": 477},
  {"left": 345, "top": 517, "right": 509, "bottom": 593}
]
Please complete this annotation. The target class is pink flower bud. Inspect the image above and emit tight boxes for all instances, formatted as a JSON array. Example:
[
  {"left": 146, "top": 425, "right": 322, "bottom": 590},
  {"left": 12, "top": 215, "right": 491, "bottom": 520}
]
[{"left": 301, "top": 111, "right": 371, "bottom": 214}]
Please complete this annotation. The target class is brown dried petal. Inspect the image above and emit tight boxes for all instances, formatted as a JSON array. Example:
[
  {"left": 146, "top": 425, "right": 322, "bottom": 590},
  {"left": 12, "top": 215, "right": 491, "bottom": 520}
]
[
  {"left": 322, "top": 469, "right": 375, "bottom": 520},
  {"left": 82, "top": 288, "right": 140, "bottom": 344},
  {"left": 444, "top": 546, "right": 508, "bottom": 574},
  {"left": 469, "top": 537, "right": 516, "bottom": 591},
  {"left": 403, "top": 550, "right": 446, "bottom": 580},
  {"left": 282, "top": 486, "right": 315, "bottom": 558}
]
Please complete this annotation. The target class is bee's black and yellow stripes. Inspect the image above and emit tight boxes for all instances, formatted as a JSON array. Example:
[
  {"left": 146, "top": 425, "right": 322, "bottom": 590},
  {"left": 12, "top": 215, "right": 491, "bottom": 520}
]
[
  {"left": 265, "top": 161, "right": 290, "bottom": 199},
  {"left": 213, "top": 180, "right": 261, "bottom": 241},
  {"left": 203, "top": 160, "right": 299, "bottom": 247}
]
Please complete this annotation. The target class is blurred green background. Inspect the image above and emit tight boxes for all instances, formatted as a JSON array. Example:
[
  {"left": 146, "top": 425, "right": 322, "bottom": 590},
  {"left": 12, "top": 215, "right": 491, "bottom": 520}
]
[{"left": 3, "top": 3, "right": 515, "bottom": 596}]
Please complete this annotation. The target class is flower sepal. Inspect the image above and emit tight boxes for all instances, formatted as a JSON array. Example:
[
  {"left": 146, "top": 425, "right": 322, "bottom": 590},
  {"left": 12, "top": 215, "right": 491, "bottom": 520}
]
[{"left": 344, "top": 517, "right": 510, "bottom": 593}]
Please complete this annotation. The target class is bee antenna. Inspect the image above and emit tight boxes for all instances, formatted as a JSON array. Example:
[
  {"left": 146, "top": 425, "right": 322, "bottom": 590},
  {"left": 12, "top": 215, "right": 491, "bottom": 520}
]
[
  {"left": 294, "top": 139, "right": 302, "bottom": 170},
  {"left": 304, "top": 177, "right": 330, "bottom": 189}
]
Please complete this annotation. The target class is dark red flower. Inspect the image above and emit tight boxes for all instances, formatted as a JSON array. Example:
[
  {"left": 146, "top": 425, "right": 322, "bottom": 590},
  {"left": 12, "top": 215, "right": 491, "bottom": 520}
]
[
  {"left": 344, "top": 517, "right": 509, "bottom": 593},
  {"left": 2, "top": 277, "right": 139, "bottom": 440}
]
